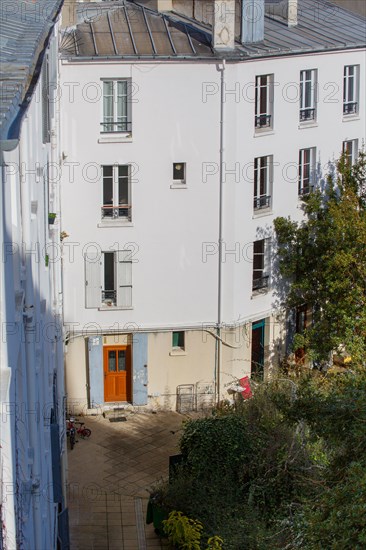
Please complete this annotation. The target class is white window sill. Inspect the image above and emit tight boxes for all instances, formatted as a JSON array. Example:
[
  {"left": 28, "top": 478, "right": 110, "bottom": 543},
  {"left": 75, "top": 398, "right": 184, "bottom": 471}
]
[
  {"left": 251, "top": 289, "right": 270, "bottom": 298},
  {"left": 98, "top": 221, "right": 134, "bottom": 228},
  {"left": 98, "top": 306, "right": 133, "bottom": 311},
  {"left": 98, "top": 135, "right": 132, "bottom": 144},
  {"left": 253, "top": 129, "right": 274, "bottom": 138},
  {"left": 169, "top": 350, "right": 187, "bottom": 356},
  {"left": 298, "top": 121, "right": 318, "bottom": 129},
  {"left": 170, "top": 183, "right": 187, "bottom": 189},
  {"left": 253, "top": 208, "right": 272, "bottom": 219},
  {"left": 342, "top": 115, "right": 360, "bottom": 122}
]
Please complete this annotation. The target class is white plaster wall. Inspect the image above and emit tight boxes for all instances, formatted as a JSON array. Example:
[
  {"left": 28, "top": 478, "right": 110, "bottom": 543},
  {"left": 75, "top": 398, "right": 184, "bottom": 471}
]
[{"left": 60, "top": 49, "right": 365, "bottom": 335}]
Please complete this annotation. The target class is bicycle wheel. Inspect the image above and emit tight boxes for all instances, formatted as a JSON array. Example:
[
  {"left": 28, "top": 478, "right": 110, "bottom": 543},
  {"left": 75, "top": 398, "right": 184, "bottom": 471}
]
[{"left": 80, "top": 428, "right": 91, "bottom": 439}]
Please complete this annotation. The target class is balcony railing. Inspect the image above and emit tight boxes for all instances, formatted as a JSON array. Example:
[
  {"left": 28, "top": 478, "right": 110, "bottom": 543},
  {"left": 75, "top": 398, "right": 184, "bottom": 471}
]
[
  {"left": 343, "top": 102, "right": 358, "bottom": 115},
  {"left": 102, "top": 290, "right": 116, "bottom": 305},
  {"left": 101, "top": 205, "right": 132, "bottom": 221},
  {"left": 100, "top": 121, "right": 132, "bottom": 133},
  {"left": 255, "top": 114, "right": 271, "bottom": 129},
  {"left": 299, "top": 108, "right": 316, "bottom": 122},
  {"left": 254, "top": 195, "right": 271, "bottom": 210},
  {"left": 252, "top": 275, "right": 269, "bottom": 291},
  {"left": 298, "top": 185, "right": 314, "bottom": 196}
]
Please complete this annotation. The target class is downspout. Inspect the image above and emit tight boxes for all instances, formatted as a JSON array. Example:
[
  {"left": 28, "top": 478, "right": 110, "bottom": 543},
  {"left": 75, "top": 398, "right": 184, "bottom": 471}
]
[
  {"left": 216, "top": 58, "right": 226, "bottom": 403},
  {"left": 19, "top": 135, "right": 43, "bottom": 550}
]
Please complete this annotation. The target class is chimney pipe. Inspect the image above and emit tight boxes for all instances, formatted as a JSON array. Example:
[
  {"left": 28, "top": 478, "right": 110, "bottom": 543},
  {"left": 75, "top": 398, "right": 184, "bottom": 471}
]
[
  {"left": 241, "top": 0, "right": 264, "bottom": 44},
  {"left": 157, "top": 0, "right": 173, "bottom": 11},
  {"left": 212, "top": 0, "right": 236, "bottom": 50}
]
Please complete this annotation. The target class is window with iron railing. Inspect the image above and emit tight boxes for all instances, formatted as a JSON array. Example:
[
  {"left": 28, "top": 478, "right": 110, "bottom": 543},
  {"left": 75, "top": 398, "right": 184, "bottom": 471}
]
[
  {"left": 298, "top": 148, "right": 316, "bottom": 195},
  {"left": 102, "top": 79, "right": 132, "bottom": 133},
  {"left": 300, "top": 69, "right": 317, "bottom": 123},
  {"left": 102, "top": 165, "right": 131, "bottom": 221},
  {"left": 255, "top": 74, "right": 273, "bottom": 130},
  {"left": 343, "top": 65, "right": 359, "bottom": 116},
  {"left": 254, "top": 155, "right": 272, "bottom": 211}
]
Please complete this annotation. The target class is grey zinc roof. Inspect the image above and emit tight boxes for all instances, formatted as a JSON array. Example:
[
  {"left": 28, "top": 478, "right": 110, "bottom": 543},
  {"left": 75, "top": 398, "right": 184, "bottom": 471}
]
[
  {"left": 60, "top": 0, "right": 366, "bottom": 60},
  {"left": 0, "top": 0, "right": 63, "bottom": 141}
]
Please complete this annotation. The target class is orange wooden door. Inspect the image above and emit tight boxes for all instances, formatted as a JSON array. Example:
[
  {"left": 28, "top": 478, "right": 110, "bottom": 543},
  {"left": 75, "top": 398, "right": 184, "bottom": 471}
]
[{"left": 103, "top": 346, "right": 131, "bottom": 402}]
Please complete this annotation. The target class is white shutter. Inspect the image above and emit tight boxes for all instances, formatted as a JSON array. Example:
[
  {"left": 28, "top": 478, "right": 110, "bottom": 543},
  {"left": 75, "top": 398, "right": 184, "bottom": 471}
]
[
  {"left": 117, "top": 250, "right": 132, "bottom": 307},
  {"left": 85, "top": 252, "right": 101, "bottom": 308}
]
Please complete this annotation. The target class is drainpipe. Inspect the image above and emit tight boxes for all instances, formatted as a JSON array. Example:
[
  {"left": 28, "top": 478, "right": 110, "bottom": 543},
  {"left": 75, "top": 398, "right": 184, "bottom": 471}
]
[
  {"left": 216, "top": 58, "right": 226, "bottom": 403},
  {"left": 19, "top": 134, "right": 42, "bottom": 550}
]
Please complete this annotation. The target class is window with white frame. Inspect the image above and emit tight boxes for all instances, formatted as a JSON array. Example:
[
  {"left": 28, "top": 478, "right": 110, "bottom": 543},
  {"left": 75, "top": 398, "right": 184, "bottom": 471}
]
[
  {"left": 173, "top": 163, "right": 186, "bottom": 184},
  {"left": 102, "top": 79, "right": 131, "bottom": 133},
  {"left": 85, "top": 250, "right": 132, "bottom": 309},
  {"left": 252, "top": 239, "right": 270, "bottom": 291},
  {"left": 298, "top": 148, "right": 316, "bottom": 195},
  {"left": 101, "top": 165, "right": 131, "bottom": 221},
  {"left": 343, "top": 66, "right": 359, "bottom": 115},
  {"left": 254, "top": 155, "right": 272, "bottom": 210},
  {"left": 342, "top": 139, "right": 358, "bottom": 166},
  {"left": 299, "top": 69, "right": 317, "bottom": 122},
  {"left": 255, "top": 74, "right": 273, "bottom": 129}
]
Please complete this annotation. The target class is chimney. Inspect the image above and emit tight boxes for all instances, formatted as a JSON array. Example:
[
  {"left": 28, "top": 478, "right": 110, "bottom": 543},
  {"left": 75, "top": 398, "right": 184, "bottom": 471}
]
[
  {"left": 241, "top": 0, "right": 264, "bottom": 43},
  {"left": 287, "top": 0, "right": 298, "bottom": 27},
  {"left": 265, "top": 0, "right": 298, "bottom": 28},
  {"left": 157, "top": 0, "right": 172, "bottom": 11},
  {"left": 61, "top": 0, "right": 77, "bottom": 28},
  {"left": 212, "top": 0, "right": 236, "bottom": 50}
]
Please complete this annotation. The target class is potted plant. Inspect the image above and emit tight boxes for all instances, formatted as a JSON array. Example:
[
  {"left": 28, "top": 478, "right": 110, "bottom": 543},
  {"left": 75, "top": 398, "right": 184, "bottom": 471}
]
[
  {"left": 146, "top": 479, "right": 170, "bottom": 536},
  {"left": 48, "top": 212, "right": 57, "bottom": 225}
]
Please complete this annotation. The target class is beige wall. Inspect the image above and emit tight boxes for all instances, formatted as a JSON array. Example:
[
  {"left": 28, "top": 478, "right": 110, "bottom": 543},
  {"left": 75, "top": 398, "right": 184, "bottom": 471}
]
[
  {"left": 331, "top": 0, "right": 366, "bottom": 17},
  {"left": 64, "top": 315, "right": 285, "bottom": 413}
]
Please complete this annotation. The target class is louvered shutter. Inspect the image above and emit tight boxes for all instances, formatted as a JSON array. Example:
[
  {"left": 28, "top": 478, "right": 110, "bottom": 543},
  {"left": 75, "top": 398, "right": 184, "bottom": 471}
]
[
  {"left": 117, "top": 250, "right": 132, "bottom": 307},
  {"left": 85, "top": 252, "right": 101, "bottom": 308}
]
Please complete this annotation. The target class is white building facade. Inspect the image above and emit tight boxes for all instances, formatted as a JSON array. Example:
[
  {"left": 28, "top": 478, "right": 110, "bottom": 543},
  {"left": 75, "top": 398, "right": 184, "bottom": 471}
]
[
  {"left": 59, "top": 0, "right": 365, "bottom": 413},
  {"left": 0, "top": 1, "right": 69, "bottom": 548}
]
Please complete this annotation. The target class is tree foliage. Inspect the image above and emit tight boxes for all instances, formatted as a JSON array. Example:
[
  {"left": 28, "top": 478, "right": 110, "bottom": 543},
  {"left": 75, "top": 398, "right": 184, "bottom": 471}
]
[{"left": 274, "top": 152, "right": 366, "bottom": 363}]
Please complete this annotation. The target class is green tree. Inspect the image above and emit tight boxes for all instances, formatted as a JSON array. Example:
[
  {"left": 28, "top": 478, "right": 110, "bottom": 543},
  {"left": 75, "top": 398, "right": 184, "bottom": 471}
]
[{"left": 274, "top": 152, "right": 366, "bottom": 364}]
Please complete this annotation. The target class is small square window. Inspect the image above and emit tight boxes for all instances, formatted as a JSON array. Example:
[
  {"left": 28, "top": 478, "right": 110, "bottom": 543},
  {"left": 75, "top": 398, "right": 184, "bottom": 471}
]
[
  {"left": 172, "top": 331, "right": 185, "bottom": 350},
  {"left": 173, "top": 163, "right": 186, "bottom": 183}
]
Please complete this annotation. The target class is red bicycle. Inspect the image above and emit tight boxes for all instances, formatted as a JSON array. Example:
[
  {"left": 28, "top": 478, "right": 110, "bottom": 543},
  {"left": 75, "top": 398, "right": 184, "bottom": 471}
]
[{"left": 66, "top": 417, "right": 91, "bottom": 450}]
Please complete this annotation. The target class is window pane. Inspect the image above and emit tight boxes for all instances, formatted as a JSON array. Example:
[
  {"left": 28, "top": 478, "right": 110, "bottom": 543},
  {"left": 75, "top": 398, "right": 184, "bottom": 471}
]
[
  {"left": 103, "top": 166, "right": 113, "bottom": 205},
  {"left": 108, "top": 351, "right": 116, "bottom": 372},
  {"left": 117, "top": 350, "right": 126, "bottom": 371},
  {"left": 104, "top": 252, "right": 115, "bottom": 292},
  {"left": 172, "top": 331, "right": 184, "bottom": 348},
  {"left": 173, "top": 163, "right": 185, "bottom": 181},
  {"left": 118, "top": 166, "right": 129, "bottom": 205}
]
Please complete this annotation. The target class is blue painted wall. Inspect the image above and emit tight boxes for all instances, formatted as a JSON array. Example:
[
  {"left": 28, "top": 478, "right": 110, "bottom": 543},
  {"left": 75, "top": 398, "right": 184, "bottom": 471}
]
[
  {"left": 88, "top": 336, "right": 104, "bottom": 407},
  {"left": 132, "top": 333, "right": 148, "bottom": 405}
]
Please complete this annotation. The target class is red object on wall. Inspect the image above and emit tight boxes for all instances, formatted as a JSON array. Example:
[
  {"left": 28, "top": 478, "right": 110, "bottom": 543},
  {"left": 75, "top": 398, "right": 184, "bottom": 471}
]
[{"left": 239, "top": 376, "right": 252, "bottom": 399}]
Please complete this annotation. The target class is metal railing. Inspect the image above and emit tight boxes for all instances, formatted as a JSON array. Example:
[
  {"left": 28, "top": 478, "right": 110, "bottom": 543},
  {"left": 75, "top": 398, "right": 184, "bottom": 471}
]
[
  {"left": 100, "top": 121, "right": 132, "bottom": 133},
  {"left": 252, "top": 275, "right": 269, "bottom": 291},
  {"left": 255, "top": 114, "right": 271, "bottom": 128},
  {"left": 254, "top": 195, "right": 271, "bottom": 210},
  {"left": 299, "top": 108, "right": 315, "bottom": 122},
  {"left": 102, "top": 290, "right": 116, "bottom": 305},
  {"left": 298, "top": 185, "right": 314, "bottom": 196},
  {"left": 343, "top": 102, "right": 358, "bottom": 115},
  {"left": 101, "top": 205, "right": 131, "bottom": 221}
]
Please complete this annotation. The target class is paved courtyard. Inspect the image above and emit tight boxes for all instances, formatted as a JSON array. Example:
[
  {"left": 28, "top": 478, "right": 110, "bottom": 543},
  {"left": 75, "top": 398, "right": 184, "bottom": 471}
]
[{"left": 67, "top": 410, "right": 184, "bottom": 549}]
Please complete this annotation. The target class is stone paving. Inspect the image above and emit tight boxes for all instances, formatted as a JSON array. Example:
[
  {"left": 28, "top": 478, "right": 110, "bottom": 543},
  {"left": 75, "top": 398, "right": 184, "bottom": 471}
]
[{"left": 67, "top": 410, "right": 184, "bottom": 549}]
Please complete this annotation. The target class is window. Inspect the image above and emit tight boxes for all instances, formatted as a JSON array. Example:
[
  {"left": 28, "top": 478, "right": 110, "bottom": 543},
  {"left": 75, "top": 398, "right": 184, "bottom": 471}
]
[
  {"left": 298, "top": 148, "right": 316, "bottom": 195},
  {"left": 101, "top": 165, "right": 131, "bottom": 221},
  {"left": 254, "top": 155, "right": 272, "bottom": 210},
  {"left": 173, "top": 163, "right": 186, "bottom": 184},
  {"left": 172, "top": 331, "right": 185, "bottom": 350},
  {"left": 252, "top": 239, "right": 270, "bottom": 291},
  {"left": 85, "top": 250, "right": 132, "bottom": 309},
  {"left": 342, "top": 139, "right": 358, "bottom": 166},
  {"left": 255, "top": 74, "right": 273, "bottom": 129},
  {"left": 102, "top": 79, "right": 131, "bottom": 133},
  {"left": 300, "top": 69, "right": 317, "bottom": 122},
  {"left": 343, "top": 66, "right": 359, "bottom": 115}
]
